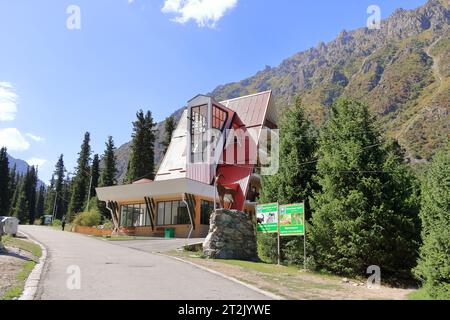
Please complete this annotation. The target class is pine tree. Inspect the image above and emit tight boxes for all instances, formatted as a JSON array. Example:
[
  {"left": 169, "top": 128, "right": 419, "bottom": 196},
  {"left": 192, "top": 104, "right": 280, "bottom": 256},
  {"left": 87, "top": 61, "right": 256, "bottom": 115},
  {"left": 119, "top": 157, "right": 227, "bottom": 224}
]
[
  {"left": 98, "top": 136, "right": 118, "bottom": 218},
  {"left": 35, "top": 185, "right": 46, "bottom": 219},
  {"left": 125, "top": 110, "right": 156, "bottom": 183},
  {"left": 10, "top": 172, "right": 22, "bottom": 214},
  {"left": 26, "top": 166, "right": 37, "bottom": 224},
  {"left": 0, "top": 147, "right": 10, "bottom": 215},
  {"left": 13, "top": 166, "right": 37, "bottom": 224},
  {"left": 54, "top": 155, "right": 66, "bottom": 219},
  {"left": 14, "top": 189, "right": 28, "bottom": 224},
  {"left": 61, "top": 175, "right": 72, "bottom": 217},
  {"left": 163, "top": 116, "right": 176, "bottom": 152},
  {"left": 44, "top": 175, "right": 56, "bottom": 215},
  {"left": 68, "top": 132, "right": 91, "bottom": 220},
  {"left": 260, "top": 97, "right": 317, "bottom": 216},
  {"left": 89, "top": 154, "right": 100, "bottom": 199},
  {"left": 414, "top": 146, "right": 450, "bottom": 299},
  {"left": 258, "top": 98, "right": 318, "bottom": 266},
  {"left": 309, "top": 99, "right": 420, "bottom": 283},
  {"left": 8, "top": 164, "right": 17, "bottom": 214},
  {"left": 100, "top": 136, "right": 117, "bottom": 187}
]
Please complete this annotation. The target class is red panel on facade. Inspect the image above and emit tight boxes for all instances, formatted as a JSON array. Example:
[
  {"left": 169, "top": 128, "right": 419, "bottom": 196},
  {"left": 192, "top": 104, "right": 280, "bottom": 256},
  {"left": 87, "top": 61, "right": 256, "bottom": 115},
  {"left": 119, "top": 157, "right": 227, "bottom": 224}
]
[{"left": 216, "top": 91, "right": 272, "bottom": 211}]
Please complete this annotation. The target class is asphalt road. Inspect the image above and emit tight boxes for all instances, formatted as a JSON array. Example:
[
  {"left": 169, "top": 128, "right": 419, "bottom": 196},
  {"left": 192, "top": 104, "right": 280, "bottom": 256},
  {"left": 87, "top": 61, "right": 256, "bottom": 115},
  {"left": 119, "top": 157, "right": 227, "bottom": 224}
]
[{"left": 20, "top": 225, "right": 270, "bottom": 300}]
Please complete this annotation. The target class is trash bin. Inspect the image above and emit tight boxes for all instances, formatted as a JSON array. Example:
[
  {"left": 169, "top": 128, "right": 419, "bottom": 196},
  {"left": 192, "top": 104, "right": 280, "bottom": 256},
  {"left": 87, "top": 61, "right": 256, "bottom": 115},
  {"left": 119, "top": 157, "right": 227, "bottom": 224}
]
[
  {"left": 165, "top": 228, "right": 175, "bottom": 239},
  {"left": 1, "top": 217, "right": 19, "bottom": 237}
]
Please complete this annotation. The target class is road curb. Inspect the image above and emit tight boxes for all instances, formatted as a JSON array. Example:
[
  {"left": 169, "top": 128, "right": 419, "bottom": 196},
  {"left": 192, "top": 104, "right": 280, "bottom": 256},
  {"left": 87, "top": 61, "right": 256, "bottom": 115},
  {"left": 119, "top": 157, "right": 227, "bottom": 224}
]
[
  {"left": 160, "top": 253, "right": 285, "bottom": 301},
  {"left": 18, "top": 232, "right": 47, "bottom": 301}
]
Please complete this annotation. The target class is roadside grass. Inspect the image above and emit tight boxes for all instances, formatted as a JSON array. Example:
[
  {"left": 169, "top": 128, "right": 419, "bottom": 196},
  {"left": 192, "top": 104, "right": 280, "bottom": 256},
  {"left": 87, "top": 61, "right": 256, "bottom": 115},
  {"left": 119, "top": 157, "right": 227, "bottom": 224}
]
[
  {"left": 0, "top": 235, "right": 42, "bottom": 300},
  {"left": 407, "top": 288, "right": 433, "bottom": 300},
  {"left": 2, "top": 235, "right": 42, "bottom": 258},
  {"left": 169, "top": 250, "right": 413, "bottom": 300}
]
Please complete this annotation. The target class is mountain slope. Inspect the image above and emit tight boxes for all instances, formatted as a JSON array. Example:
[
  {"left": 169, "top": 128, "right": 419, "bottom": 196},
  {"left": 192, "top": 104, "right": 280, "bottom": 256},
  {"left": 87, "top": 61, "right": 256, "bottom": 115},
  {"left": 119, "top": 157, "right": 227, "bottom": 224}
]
[
  {"left": 114, "top": 0, "right": 449, "bottom": 181},
  {"left": 6, "top": 153, "right": 45, "bottom": 187},
  {"left": 211, "top": 0, "right": 448, "bottom": 161}
]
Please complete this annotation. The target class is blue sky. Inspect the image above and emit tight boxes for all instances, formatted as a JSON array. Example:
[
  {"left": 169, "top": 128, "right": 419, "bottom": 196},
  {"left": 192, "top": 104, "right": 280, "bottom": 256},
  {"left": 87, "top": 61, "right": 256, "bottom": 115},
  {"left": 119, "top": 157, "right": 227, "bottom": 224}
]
[{"left": 0, "top": 0, "right": 427, "bottom": 183}]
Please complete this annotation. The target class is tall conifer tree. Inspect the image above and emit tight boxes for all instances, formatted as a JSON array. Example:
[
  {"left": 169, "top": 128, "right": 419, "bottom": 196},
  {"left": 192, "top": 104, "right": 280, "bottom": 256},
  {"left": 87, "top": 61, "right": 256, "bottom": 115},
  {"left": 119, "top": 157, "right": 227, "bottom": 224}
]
[
  {"left": 125, "top": 110, "right": 155, "bottom": 183},
  {"left": 68, "top": 132, "right": 91, "bottom": 219},
  {"left": 0, "top": 147, "right": 10, "bottom": 215},
  {"left": 414, "top": 146, "right": 450, "bottom": 299},
  {"left": 310, "top": 99, "right": 420, "bottom": 283}
]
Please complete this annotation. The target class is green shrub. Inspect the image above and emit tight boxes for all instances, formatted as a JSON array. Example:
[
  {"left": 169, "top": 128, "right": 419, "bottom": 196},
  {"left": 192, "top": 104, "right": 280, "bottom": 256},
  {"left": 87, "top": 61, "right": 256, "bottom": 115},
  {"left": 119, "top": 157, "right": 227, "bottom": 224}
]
[
  {"left": 257, "top": 233, "right": 278, "bottom": 264},
  {"left": 51, "top": 219, "right": 62, "bottom": 226},
  {"left": 73, "top": 210, "right": 101, "bottom": 227},
  {"left": 257, "top": 232, "right": 315, "bottom": 270},
  {"left": 102, "top": 220, "right": 113, "bottom": 230}
]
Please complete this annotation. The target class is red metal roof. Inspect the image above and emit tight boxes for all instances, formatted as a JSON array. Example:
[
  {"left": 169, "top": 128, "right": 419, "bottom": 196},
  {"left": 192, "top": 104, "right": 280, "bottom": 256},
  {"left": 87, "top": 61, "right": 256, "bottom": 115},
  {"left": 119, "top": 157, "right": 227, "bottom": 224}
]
[{"left": 220, "top": 91, "right": 272, "bottom": 128}]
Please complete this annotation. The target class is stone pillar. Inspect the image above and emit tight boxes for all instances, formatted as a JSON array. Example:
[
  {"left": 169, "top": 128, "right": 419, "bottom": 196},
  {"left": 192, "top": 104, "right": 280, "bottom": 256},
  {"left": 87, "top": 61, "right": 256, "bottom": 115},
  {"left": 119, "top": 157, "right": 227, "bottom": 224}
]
[{"left": 203, "top": 209, "right": 258, "bottom": 261}]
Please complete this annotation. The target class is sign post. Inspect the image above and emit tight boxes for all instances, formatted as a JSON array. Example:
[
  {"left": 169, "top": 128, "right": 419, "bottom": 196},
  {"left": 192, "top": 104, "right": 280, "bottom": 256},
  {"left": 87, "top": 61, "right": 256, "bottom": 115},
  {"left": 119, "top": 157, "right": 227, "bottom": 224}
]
[
  {"left": 277, "top": 204, "right": 281, "bottom": 266},
  {"left": 257, "top": 203, "right": 306, "bottom": 269}
]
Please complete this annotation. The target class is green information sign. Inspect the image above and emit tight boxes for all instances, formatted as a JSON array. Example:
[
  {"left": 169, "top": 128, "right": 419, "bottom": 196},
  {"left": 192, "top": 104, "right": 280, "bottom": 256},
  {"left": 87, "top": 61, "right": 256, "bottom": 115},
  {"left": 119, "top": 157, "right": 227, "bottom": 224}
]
[
  {"left": 279, "top": 203, "right": 305, "bottom": 236},
  {"left": 256, "top": 203, "right": 279, "bottom": 233}
]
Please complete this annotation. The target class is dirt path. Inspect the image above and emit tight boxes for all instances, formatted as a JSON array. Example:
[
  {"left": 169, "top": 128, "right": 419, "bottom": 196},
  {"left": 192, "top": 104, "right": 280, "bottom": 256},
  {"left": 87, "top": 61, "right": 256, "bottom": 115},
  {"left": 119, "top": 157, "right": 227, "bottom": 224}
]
[{"left": 172, "top": 252, "right": 414, "bottom": 300}]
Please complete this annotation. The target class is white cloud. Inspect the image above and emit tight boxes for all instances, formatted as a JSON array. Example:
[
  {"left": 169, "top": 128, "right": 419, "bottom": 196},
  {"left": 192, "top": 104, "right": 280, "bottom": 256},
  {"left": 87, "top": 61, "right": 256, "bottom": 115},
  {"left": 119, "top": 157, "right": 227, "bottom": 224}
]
[
  {"left": 162, "top": 0, "right": 238, "bottom": 28},
  {"left": 0, "top": 82, "right": 18, "bottom": 121},
  {"left": 0, "top": 128, "right": 30, "bottom": 151},
  {"left": 26, "top": 133, "right": 45, "bottom": 142},
  {"left": 27, "top": 158, "right": 47, "bottom": 168}
]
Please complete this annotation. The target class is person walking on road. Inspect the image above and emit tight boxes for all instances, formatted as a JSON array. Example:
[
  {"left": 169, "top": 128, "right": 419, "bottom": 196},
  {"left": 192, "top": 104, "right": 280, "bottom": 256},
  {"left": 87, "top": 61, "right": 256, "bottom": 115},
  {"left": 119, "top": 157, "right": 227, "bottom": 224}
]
[{"left": 62, "top": 216, "right": 66, "bottom": 231}]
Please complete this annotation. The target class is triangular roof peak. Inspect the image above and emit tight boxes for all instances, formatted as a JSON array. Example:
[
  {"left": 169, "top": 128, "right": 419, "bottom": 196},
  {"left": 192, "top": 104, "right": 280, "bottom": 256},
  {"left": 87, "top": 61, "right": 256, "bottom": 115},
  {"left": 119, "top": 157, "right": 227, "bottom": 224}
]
[{"left": 187, "top": 94, "right": 212, "bottom": 103}]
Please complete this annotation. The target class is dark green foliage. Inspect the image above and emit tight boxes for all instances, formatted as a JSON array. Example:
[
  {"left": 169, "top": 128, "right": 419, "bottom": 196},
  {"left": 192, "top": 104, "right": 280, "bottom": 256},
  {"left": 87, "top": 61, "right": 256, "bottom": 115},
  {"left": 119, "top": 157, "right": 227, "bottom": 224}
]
[
  {"left": 414, "top": 146, "right": 450, "bottom": 299},
  {"left": 163, "top": 116, "right": 176, "bottom": 152},
  {"left": 98, "top": 136, "right": 118, "bottom": 219},
  {"left": 54, "top": 155, "right": 66, "bottom": 219},
  {"left": 7, "top": 164, "right": 17, "bottom": 215},
  {"left": 258, "top": 98, "right": 317, "bottom": 268},
  {"left": 125, "top": 110, "right": 156, "bottom": 183},
  {"left": 68, "top": 132, "right": 92, "bottom": 220},
  {"left": 309, "top": 99, "right": 420, "bottom": 283},
  {"left": 260, "top": 97, "right": 318, "bottom": 219},
  {"left": 13, "top": 166, "right": 38, "bottom": 224},
  {"left": 44, "top": 175, "right": 56, "bottom": 215},
  {"left": 100, "top": 136, "right": 117, "bottom": 187},
  {"left": 89, "top": 154, "right": 100, "bottom": 198},
  {"left": 35, "top": 185, "right": 46, "bottom": 219},
  {"left": 0, "top": 147, "right": 10, "bottom": 215},
  {"left": 10, "top": 172, "right": 22, "bottom": 214}
]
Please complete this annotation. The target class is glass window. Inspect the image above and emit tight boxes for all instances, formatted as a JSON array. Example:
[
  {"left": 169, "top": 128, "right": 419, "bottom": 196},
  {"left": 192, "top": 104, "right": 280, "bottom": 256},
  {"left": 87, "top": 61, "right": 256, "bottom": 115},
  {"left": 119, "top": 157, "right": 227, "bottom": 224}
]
[
  {"left": 191, "top": 105, "right": 208, "bottom": 163},
  {"left": 164, "top": 202, "right": 172, "bottom": 225},
  {"left": 157, "top": 201, "right": 191, "bottom": 226},
  {"left": 171, "top": 201, "right": 179, "bottom": 225},
  {"left": 212, "top": 106, "right": 228, "bottom": 131},
  {"left": 120, "top": 204, "right": 150, "bottom": 227},
  {"left": 157, "top": 202, "right": 164, "bottom": 226},
  {"left": 201, "top": 200, "right": 215, "bottom": 225},
  {"left": 177, "top": 202, "right": 190, "bottom": 225}
]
